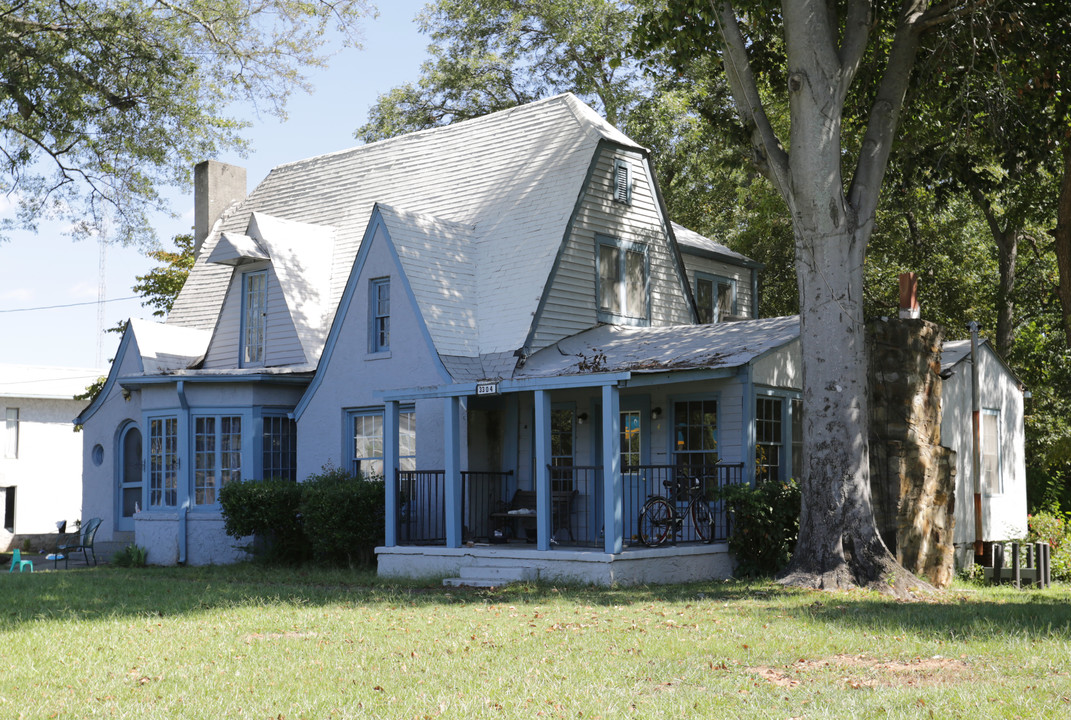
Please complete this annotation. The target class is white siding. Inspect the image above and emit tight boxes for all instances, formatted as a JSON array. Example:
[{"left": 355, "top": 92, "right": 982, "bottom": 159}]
[
  {"left": 532, "top": 147, "right": 691, "bottom": 350},
  {"left": 941, "top": 345, "right": 1028, "bottom": 546},
  {"left": 680, "top": 254, "right": 755, "bottom": 320},
  {"left": 202, "top": 262, "right": 306, "bottom": 369},
  {"left": 752, "top": 339, "right": 802, "bottom": 389}
]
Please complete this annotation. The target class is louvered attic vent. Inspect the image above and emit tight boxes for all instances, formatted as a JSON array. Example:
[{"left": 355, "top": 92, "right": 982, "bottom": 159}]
[{"left": 613, "top": 158, "right": 631, "bottom": 204}]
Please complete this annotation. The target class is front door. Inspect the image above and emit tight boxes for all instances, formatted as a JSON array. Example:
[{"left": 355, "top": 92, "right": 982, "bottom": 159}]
[{"left": 117, "top": 424, "right": 142, "bottom": 531}]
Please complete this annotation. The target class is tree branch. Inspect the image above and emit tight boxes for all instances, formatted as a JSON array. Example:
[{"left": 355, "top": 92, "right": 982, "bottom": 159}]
[
  {"left": 837, "top": 0, "right": 872, "bottom": 100},
  {"left": 712, "top": 1, "right": 792, "bottom": 205}
]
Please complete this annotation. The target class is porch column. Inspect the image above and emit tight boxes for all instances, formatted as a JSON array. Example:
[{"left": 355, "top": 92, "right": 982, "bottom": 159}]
[
  {"left": 742, "top": 364, "right": 756, "bottom": 484},
  {"left": 383, "top": 400, "right": 399, "bottom": 547},
  {"left": 534, "top": 389, "right": 552, "bottom": 551},
  {"left": 601, "top": 383, "right": 622, "bottom": 554},
  {"left": 444, "top": 395, "right": 462, "bottom": 548}
]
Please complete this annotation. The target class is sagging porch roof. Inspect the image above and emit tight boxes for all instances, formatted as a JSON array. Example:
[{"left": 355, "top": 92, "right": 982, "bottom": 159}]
[{"left": 381, "top": 315, "right": 800, "bottom": 400}]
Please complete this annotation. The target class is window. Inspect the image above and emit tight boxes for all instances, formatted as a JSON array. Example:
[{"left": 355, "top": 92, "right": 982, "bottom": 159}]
[
  {"left": 351, "top": 407, "right": 414, "bottom": 478},
  {"left": 756, "top": 397, "right": 783, "bottom": 481},
  {"left": 263, "top": 416, "right": 297, "bottom": 482},
  {"left": 194, "top": 416, "right": 242, "bottom": 505},
  {"left": 621, "top": 410, "right": 641, "bottom": 471},
  {"left": 696, "top": 274, "right": 737, "bottom": 324},
  {"left": 613, "top": 158, "right": 631, "bottom": 204},
  {"left": 597, "top": 236, "right": 648, "bottom": 324},
  {"left": 371, "top": 278, "right": 390, "bottom": 352},
  {"left": 149, "top": 417, "right": 178, "bottom": 507},
  {"left": 242, "top": 270, "right": 267, "bottom": 366},
  {"left": 672, "top": 399, "right": 718, "bottom": 471},
  {"left": 550, "top": 408, "right": 575, "bottom": 492},
  {"left": 982, "top": 409, "right": 1002, "bottom": 495},
  {"left": 4, "top": 408, "right": 18, "bottom": 459}
]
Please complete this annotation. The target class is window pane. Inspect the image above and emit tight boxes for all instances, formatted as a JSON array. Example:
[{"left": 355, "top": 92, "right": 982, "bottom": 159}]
[
  {"left": 982, "top": 412, "right": 1000, "bottom": 494},
  {"left": 696, "top": 278, "right": 714, "bottom": 324},
  {"left": 244, "top": 271, "right": 266, "bottom": 364},
  {"left": 717, "top": 281, "right": 734, "bottom": 321},
  {"left": 756, "top": 397, "right": 783, "bottom": 482},
  {"left": 598, "top": 244, "right": 620, "bottom": 314},
  {"left": 673, "top": 400, "right": 718, "bottom": 471},
  {"left": 353, "top": 413, "right": 384, "bottom": 478},
  {"left": 399, "top": 410, "right": 416, "bottom": 472},
  {"left": 620, "top": 410, "right": 641, "bottom": 469},
  {"left": 263, "top": 416, "right": 297, "bottom": 482},
  {"left": 625, "top": 249, "right": 645, "bottom": 318}
]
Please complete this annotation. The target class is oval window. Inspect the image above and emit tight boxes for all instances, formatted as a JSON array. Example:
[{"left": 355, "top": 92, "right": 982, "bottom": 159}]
[{"left": 92, "top": 444, "right": 104, "bottom": 467}]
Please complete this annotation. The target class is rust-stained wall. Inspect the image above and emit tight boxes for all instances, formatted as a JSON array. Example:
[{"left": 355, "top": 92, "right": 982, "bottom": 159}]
[{"left": 868, "top": 318, "right": 957, "bottom": 588}]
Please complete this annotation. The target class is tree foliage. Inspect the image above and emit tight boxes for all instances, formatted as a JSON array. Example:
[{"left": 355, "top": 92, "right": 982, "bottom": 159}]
[
  {"left": 356, "top": 0, "right": 641, "bottom": 144},
  {"left": 1, "top": 0, "right": 375, "bottom": 245}
]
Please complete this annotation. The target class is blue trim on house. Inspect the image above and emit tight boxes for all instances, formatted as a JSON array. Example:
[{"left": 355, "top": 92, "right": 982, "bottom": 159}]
[
  {"left": 378, "top": 371, "right": 632, "bottom": 401},
  {"left": 293, "top": 204, "right": 452, "bottom": 420},
  {"left": 74, "top": 326, "right": 136, "bottom": 425}
]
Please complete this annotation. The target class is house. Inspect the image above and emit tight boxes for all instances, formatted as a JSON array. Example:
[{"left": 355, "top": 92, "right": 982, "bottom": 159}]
[
  {"left": 940, "top": 335, "right": 1028, "bottom": 564},
  {"left": 76, "top": 93, "right": 1024, "bottom": 582},
  {"left": 1, "top": 365, "right": 103, "bottom": 551}
]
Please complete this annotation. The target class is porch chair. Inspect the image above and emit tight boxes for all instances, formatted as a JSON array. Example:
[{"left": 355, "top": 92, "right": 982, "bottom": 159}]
[
  {"left": 9, "top": 548, "right": 33, "bottom": 572},
  {"left": 55, "top": 517, "right": 102, "bottom": 569}
]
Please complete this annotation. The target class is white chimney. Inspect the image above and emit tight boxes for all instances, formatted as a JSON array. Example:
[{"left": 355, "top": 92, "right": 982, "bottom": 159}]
[{"left": 194, "top": 160, "right": 246, "bottom": 254}]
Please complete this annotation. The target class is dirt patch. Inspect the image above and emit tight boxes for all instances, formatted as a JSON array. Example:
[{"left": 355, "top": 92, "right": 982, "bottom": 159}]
[{"left": 751, "top": 654, "right": 972, "bottom": 689}]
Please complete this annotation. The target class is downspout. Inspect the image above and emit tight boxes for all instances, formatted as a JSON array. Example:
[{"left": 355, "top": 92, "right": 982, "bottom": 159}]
[
  {"left": 968, "top": 321, "right": 983, "bottom": 558},
  {"left": 177, "top": 380, "right": 190, "bottom": 564}
]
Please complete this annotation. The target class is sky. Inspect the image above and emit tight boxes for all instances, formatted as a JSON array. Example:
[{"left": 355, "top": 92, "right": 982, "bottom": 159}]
[{"left": 0, "top": 1, "right": 431, "bottom": 372}]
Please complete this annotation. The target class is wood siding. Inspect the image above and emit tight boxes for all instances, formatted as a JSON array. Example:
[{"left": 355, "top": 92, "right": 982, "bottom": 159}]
[
  {"left": 531, "top": 148, "right": 692, "bottom": 351},
  {"left": 202, "top": 262, "right": 307, "bottom": 368}
]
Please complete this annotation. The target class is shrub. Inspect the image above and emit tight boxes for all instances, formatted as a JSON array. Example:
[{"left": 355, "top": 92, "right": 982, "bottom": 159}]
[
  {"left": 299, "top": 466, "right": 384, "bottom": 568},
  {"left": 219, "top": 478, "right": 308, "bottom": 564},
  {"left": 112, "top": 544, "right": 148, "bottom": 567},
  {"left": 717, "top": 478, "right": 801, "bottom": 578},
  {"left": 1026, "top": 508, "right": 1071, "bottom": 582}
]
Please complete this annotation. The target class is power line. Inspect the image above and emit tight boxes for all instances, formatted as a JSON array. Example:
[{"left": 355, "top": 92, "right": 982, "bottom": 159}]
[{"left": 0, "top": 296, "right": 140, "bottom": 314}]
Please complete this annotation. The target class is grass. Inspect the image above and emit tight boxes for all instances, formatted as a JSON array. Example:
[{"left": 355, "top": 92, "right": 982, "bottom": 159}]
[{"left": 1, "top": 562, "right": 1069, "bottom": 719}]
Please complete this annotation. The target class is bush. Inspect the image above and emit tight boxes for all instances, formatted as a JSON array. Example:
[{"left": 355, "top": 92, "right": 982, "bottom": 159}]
[
  {"left": 299, "top": 466, "right": 384, "bottom": 568},
  {"left": 717, "top": 478, "right": 801, "bottom": 578},
  {"left": 1026, "top": 508, "right": 1071, "bottom": 582},
  {"left": 219, "top": 478, "right": 308, "bottom": 564}
]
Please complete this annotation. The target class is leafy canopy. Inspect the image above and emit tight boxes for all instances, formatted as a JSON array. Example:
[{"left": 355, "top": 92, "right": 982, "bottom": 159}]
[{"left": 0, "top": 0, "right": 375, "bottom": 245}]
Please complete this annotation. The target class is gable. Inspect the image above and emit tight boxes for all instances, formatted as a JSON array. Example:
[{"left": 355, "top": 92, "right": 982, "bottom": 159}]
[{"left": 527, "top": 144, "right": 693, "bottom": 352}]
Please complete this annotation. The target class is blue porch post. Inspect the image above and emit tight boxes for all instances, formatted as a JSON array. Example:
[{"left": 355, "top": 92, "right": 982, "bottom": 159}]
[
  {"left": 601, "top": 383, "right": 622, "bottom": 554},
  {"left": 383, "top": 400, "right": 399, "bottom": 547},
  {"left": 444, "top": 395, "right": 462, "bottom": 547},
  {"left": 534, "top": 389, "right": 552, "bottom": 551}
]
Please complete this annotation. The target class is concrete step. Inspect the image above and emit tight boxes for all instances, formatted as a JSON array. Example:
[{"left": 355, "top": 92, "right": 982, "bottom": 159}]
[{"left": 443, "top": 565, "right": 536, "bottom": 588}]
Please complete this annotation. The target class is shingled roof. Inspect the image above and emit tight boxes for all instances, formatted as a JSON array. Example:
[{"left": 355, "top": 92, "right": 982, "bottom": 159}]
[{"left": 168, "top": 93, "right": 645, "bottom": 366}]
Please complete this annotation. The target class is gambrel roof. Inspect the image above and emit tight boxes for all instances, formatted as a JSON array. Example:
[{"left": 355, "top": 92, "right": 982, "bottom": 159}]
[{"left": 168, "top": 93, "right": 645, "bottom": 367}]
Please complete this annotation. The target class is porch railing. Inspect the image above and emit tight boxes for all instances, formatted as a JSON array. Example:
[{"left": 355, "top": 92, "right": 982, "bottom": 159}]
[
  {"left": 623, "top": 463, "right": 745, "bottom": 544},
  {"left": 395, "top": 463, "right": 745, "bottom": 548}
]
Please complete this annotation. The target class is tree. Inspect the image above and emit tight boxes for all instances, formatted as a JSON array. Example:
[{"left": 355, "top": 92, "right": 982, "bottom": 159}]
[
  {"left": 638, "top": 1, "right": 986, "bottom": 594},
  {"left": 1, "top": 0, "right": 375, "bottom": 246}
]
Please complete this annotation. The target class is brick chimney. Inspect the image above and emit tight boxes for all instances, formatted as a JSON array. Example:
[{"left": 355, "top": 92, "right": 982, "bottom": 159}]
[
  {"left": 194, "top": 160, "right": 247, "bottom": 254},
  {"left": 898, "top": 272, "right": 920, "bottom": 319}
]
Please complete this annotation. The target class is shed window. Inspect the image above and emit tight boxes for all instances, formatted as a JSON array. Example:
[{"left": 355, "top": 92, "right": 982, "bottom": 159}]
[{"left": 982, "top": 409, "right": 1002, "bottom": 495}]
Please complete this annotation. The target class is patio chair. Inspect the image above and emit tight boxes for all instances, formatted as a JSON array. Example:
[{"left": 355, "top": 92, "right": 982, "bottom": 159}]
[
  {"left": 55, "top": 517, "right": 102, "bottom": 569},
  {"left": 9, "top": 548, "right": 33, "bottom": 572}
]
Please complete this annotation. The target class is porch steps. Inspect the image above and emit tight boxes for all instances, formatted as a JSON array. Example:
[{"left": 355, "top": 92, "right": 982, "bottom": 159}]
[{"left": 443, "top": 565, "right": 537, "bottom": 588}]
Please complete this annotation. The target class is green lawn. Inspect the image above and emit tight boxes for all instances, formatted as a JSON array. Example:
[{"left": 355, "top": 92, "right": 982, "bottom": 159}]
[{"left": 1, "top": 563, "right": 1069, "bottom": 719}]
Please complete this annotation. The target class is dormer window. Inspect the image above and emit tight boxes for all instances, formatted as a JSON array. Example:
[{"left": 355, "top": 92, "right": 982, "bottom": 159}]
[
  {"left": 613, "top": 159, "right": 632, "bottom": 204},
  {"left": 696, "top": 274, "right": 737, "bottom": 324},
  {"left": 370, "top": 278, "right": 390, "bottom": 353},
  {"left": 597, "top": 234, "right": 648, "bottom": 325},
  {"left": 242, "top": 270, "right": 267, "bottom": 366}
]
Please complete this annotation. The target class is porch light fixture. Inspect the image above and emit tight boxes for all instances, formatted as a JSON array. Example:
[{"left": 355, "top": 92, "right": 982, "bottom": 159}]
[
  {"left": 650, "top": 407, "right": 662, "bottom": 420},
  {"left": 577, "top": 413, "right": 589, "bottom": 425}
]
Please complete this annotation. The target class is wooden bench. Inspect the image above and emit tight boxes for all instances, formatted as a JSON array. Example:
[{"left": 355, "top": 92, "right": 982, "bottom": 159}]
[{"left": 490, "top": 489, "right": 576, "bottom": 543}]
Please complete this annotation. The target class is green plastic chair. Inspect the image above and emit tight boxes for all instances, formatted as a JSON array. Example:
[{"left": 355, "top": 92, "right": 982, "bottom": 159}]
[{"left": 8, "top": 548, "right": 33, "bottom": 573}]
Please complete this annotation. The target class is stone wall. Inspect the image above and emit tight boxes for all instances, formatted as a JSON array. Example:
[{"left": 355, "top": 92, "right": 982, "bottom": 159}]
[{"left": 868, "top": 318, "right": 957, "bottom": 588}]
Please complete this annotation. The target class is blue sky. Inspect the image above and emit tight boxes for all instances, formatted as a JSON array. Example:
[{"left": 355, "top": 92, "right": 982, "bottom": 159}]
[{"left": 0, "top": 1, "right": 430, "bottom": 370}]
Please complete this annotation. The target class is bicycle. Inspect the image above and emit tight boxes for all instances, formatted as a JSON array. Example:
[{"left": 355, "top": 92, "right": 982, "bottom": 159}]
[{"left": 637, "top": 473, "right": 713, "bottom": 546}]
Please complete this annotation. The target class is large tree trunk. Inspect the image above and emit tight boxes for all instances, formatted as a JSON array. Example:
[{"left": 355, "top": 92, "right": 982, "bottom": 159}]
[
  {"left": 994, "top": 228, "right": 1018, "bottom": 357},
  {"left": 1054, "top": 142, "right": 1071, "bottom": 347},
  {"left": 776, "top": 220, "right": 920, "bottom": 593}
]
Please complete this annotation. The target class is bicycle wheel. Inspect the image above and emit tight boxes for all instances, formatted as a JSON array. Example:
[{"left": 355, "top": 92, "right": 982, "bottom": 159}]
[
  {"left": 638, "top": 497, "right": 673, "bottom": 547},
  {"left": 691, "top": 497, "right": 713, "bottom": 543}
]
